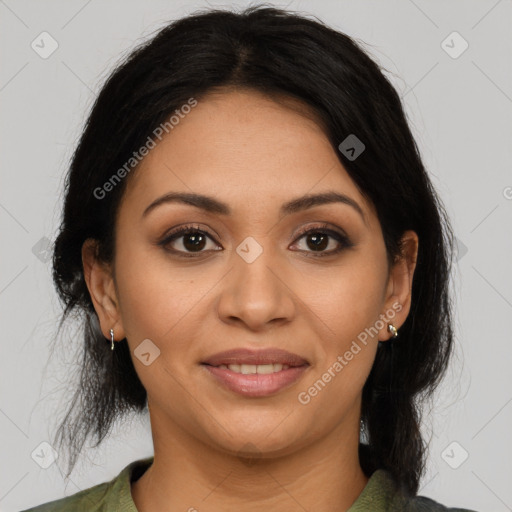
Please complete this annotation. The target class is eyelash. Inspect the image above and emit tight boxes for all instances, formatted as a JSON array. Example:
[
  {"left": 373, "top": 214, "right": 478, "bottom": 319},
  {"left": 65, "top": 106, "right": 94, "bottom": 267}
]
[{"left": 158, "top": 223, "right": 354, "bottom": 258}]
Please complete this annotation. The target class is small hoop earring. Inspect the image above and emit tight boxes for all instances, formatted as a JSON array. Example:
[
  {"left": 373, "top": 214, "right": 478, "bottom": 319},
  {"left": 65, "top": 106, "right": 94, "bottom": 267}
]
[
  {"left": 387, "top": 323, "right": 398, "bottom": 339},
  {"left": 110, "top": 328, "right": 115, "bottom": 351}
]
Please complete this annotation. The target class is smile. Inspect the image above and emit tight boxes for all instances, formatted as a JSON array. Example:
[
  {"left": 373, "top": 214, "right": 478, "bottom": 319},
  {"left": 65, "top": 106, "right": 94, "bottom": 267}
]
[{"left": 215, "top": 363, "right": 290, "bottom": 374}]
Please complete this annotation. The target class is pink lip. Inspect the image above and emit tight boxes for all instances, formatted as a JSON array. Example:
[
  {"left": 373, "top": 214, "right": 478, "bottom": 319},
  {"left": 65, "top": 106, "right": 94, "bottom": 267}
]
[
  {"left": 201, "top": 364, "right": 309, "bottom": 397},
  {"left": 201, "top": 348, "right": 308, "bottom": 367}
]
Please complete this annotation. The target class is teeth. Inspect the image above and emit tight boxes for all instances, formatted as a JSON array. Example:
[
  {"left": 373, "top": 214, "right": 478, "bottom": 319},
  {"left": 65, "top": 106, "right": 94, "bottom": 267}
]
[
  {"left": 256, "top": 363, "right": 279, "bottom": 374},
  {"left": 217, "top": 363, "right": 291, "bottom": 374}
]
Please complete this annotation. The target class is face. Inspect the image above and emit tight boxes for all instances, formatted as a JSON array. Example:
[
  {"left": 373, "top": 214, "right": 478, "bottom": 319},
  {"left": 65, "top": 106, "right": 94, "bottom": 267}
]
[{"left": 84, "top": 88, "right": 417, "bottom": 460}]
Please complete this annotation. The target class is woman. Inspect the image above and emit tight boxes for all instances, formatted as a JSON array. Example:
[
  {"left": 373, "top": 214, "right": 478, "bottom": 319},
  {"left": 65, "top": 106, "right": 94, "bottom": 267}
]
[{"left": 23, "top": 5, "right": 476, "bottom": 511}]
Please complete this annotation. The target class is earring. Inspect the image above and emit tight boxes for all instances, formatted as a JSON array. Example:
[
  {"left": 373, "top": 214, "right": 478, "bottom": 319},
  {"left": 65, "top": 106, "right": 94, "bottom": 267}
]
[
  {"left": 110, "top": 328, "right": 115, "bottom": 350},
  {"left": 387, "top": 323, "right": 398, "bottom": 339}
]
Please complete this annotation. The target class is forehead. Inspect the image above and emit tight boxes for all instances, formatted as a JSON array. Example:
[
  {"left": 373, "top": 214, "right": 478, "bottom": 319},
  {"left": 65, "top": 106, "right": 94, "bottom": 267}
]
[{"left": 121, "top": 89, "right": 373, "bottom": 220}]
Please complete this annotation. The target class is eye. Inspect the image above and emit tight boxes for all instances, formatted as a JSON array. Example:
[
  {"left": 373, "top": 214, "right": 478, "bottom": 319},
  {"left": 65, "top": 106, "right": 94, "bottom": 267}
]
[
  {"left": 291, "top": 223, "right": 354, "bottom": 257},
  {"left": 158, "top": 224, "right": 221, "bottom": 257},
  {"left": 158, "top": 222, "right": 354, "bottom": 258}
]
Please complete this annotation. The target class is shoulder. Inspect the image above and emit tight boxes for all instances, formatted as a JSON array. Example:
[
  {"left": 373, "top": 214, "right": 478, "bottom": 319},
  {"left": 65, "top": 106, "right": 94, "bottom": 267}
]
[
  {"left": 20, "top": 456, "right": 154, "bottom": 512},
  {"left": 391, "top": 480, "right": 478, "bottom": 512},
  {"left": 20, "top": 480, "right": 113, "bottom": 512},
  {"left": 368, "top": 469, "right": 478, "bottom": 512},
  {"left": 402, "top": 495, "right": 479, "bottom": 511}
]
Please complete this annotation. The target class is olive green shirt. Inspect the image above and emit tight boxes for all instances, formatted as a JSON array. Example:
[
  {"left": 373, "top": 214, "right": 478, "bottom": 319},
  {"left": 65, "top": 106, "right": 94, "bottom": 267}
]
[{"left": 21, "top": 456, "right": 477, "bottom": 511}]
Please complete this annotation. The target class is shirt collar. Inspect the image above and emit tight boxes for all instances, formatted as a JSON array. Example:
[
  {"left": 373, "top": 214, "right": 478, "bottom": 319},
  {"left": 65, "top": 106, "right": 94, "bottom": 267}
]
[{"left": 110, "top": 457, "right": 401, "bottom": 511}]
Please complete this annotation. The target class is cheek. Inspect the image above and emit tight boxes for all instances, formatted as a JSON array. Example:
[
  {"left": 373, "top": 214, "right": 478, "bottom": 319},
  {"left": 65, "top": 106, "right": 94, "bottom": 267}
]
[
  {"left": 113, "top": 240, "right": 178, "bottom": 341},
  {"left": 295, "top": 250, "right": 387, "bottom": 398},
  {"left": 300, "top": 253, "right": 388, "bottom": 344},
  {"left": 113, "top": 240, "right": 220, "bottom": 345},
  {"left": 296, "top": 280, "right": 382, "bottom": 425}
]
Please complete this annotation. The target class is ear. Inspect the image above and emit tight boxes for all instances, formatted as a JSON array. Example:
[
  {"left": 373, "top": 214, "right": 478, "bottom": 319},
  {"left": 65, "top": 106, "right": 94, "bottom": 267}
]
[
  {"left": 378, "top": 230, "right": 419, "bottom": 341},
  {"left": 82, "top": 239, "right": 125, "bottom": 341}
]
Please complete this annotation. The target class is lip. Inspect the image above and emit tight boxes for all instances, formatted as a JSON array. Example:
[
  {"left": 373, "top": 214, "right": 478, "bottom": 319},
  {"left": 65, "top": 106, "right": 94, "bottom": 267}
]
[
  {"left": 201, "top": 364, "right": 309, "bottom": 397},
  {"left": 201, "top": 348, "right": 310, "bottom": 398},
  {"left": 201, "top": 348, "right": 309, "bottom": 367}
]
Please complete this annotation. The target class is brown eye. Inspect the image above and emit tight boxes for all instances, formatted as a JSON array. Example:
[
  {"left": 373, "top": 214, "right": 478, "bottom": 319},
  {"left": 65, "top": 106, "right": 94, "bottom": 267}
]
[
  {"left": 304, "top": 232, "right": 330, "bottom": 252},
  {"left": 159, "top": 225, "right": 221, "bottom": 256},
  {"left": 181, "top": 232, "right": 207, "bottom": 252},
  {"left": 291, "top": 224, "right": 354, "bottom": 257}
]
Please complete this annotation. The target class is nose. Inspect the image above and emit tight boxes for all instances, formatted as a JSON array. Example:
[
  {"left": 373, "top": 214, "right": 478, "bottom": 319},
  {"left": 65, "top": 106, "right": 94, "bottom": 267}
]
[{"left": 216, "top": 241, "right": 296, "bottom": 332}]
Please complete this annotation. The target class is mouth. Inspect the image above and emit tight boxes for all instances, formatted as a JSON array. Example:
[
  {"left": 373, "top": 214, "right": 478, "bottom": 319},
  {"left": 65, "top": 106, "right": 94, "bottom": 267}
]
[
  {"left": 202, "top": 362, "right": 303, "bottom": 373},
  {"left": 200, "top": 348, "right": 310, "bottom": 397}
]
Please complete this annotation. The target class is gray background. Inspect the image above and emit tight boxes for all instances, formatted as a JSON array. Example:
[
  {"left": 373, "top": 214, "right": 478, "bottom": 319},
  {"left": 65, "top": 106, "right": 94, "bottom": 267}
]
[{"left": 1, "top": 0, "right": 511, "bottom": 510}]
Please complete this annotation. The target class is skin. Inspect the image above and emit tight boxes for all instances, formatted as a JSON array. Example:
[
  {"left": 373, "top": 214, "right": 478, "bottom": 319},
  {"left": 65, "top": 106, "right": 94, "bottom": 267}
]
[{"left": 83, "top": 88, "right": 418, "bottom": 512}]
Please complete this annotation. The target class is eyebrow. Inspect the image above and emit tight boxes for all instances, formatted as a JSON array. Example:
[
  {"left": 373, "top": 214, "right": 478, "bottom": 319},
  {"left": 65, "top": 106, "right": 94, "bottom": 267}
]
[{"left": 142, "top": 191, "right": 367, "bottom": 224}]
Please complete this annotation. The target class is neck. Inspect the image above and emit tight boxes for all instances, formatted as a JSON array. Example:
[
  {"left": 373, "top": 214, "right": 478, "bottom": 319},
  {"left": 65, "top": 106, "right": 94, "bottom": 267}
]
[{"left": 131, "top": 408, "right": 369, "bottom": 512}]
